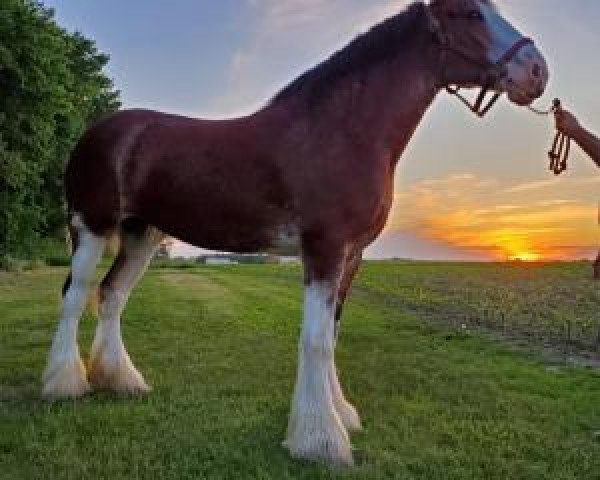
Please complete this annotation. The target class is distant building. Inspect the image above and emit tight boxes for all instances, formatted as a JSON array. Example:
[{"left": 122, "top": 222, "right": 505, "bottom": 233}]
[
  {"left": 279, "top": 256, "right": 300, "bottom": 264},
  {"left": 166, "top": 241, "right": 301, "bottom": 265},
  {"left": 204, "top": 257, "right": 238, "bottom": 266},
  {"left": 196, "top": 254, "right": 299, "bottom": 265}
]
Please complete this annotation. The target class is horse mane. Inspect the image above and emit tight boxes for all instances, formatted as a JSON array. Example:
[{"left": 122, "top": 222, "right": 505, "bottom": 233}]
[{"left": 270, "top": 2, "right": 429, "bottom": 106}]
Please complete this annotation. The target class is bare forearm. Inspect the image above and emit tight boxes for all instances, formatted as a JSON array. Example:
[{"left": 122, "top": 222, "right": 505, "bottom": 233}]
[{"left": 571, "top": 125, "right": 600, "bottom": 168}]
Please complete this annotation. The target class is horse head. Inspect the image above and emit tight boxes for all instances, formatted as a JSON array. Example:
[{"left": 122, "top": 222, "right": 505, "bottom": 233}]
[{"left": 428, "top": 0, "right": 548, "bottom": 108}]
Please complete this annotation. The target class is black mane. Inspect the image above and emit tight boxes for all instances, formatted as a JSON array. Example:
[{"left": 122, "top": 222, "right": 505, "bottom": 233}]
[{"left": 271, "top": 2, "right": 429, "bottom": 105}]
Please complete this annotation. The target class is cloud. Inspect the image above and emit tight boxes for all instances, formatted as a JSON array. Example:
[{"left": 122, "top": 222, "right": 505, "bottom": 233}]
[
  {"left": 503, "top": 178, "right": 560, "bottom": 194},
  {"left": 385, "top": 173, "right": 600, "bottom": 260},
  {"left": 206, "top": 0, "right": 411, "bottom": 116},
  {"left": 504, "top": 176, "right": 600, "bottom": 194},
  {"left": 245, "top": 0, "right": 409, "bottom": 35},
  {"left": 245, "top": 0, "right": 335, "bottom": 34}
]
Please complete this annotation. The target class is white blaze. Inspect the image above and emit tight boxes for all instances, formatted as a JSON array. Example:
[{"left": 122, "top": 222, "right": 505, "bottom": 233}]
[{"left": 479, "top": 2, "right": 524, "bottom": 64}]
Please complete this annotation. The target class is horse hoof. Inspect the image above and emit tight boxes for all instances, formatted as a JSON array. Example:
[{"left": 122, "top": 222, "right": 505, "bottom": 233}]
[
  {"left": 286, "top": 413, "right": 354, "bottom": 467},
  {"left": 42, "top": 358, "right": 91, "bottom": 400},
  {"left": 88, "top": 354, "right": 151, "bottom": 395}
]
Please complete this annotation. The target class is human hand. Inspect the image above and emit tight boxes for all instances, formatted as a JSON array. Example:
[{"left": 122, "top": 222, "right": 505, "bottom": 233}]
[{"left": 554, "top": 109, "right": 581, "bottom": 138}]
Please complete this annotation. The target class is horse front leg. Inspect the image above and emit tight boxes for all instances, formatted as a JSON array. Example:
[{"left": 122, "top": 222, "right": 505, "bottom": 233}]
[
  {"left": 330, "top": 248, "right": 363, "bottom": 432},
  {"left": 594, "top": 250, "right": 600, "bottom": 280},
  {"left": 286, "top": 246, "right": 353, "bottom": 467}
]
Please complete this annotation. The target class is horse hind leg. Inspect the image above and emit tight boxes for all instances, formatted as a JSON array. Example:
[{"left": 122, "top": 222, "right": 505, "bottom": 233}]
[
  {"left": 43, "top": 215, "right": 107, "bottom": 399},
  {"left": 88, "top": 219, "right": 163, "bottom": 394}
]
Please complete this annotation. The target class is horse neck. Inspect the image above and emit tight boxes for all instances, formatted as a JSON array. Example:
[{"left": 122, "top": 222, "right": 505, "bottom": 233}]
[
  {"left": 275, "top": 41, "right": 440, "bottom": 165},
  {"left": 353, "top": 55, "right": 439, "bottom": 161}
]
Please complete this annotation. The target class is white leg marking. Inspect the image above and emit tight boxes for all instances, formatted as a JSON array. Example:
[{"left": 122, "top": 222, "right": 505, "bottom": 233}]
[
  {"left": 286, "top": 281, "right": 353, "bottom": 467},
  {"left": 329, "top": 360, "right": 361, "bottom": 432},
  {"left": 43, "top": 220, "right": 106, "bottom": 399},
  {"left": 88, "top": 229, "right": 162, "bottom": 394},
  {"left": 89, "top": 287, "right": 150, "bottom": 394}
]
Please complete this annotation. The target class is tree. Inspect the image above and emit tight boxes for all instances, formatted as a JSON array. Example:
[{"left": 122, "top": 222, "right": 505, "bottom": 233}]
[{"left": 0, "top": 0, "right": 120, "bottom": 256}]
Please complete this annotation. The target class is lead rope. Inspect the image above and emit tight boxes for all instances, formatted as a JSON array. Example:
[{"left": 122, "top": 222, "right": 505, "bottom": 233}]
[{"left": 527, "top": 99, "right": 571, "bottom": 175}]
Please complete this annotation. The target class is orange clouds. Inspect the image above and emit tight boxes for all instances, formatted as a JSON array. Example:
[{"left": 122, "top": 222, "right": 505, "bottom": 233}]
[{"left": 388, "top": 174, "right": 600, "bottom": 260}]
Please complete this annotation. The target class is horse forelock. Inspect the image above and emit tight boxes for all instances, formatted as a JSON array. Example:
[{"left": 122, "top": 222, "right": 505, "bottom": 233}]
[{"left": 270, "top": 2, "right": 430, "bottom": 106}]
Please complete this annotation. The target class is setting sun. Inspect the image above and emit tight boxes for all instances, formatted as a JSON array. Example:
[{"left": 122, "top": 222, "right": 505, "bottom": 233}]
[
  {"left": 509, "top": 252, "right": 542, "bottom": 262},
  {"left": 385, "top": 174, "right": 600, "bottom": 262}
]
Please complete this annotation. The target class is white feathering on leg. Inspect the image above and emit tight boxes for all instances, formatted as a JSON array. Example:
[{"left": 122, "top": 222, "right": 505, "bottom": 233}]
[
  {"left": 43, "top": 217, "right": 105, "bottom": 399},
  {"left": 88, "top": 228, "right": 162, "bottom": 394},
  {"left": 286, "top": 281, "right": 353, "bottom": 467},
  {"left": 329, "top": 361, "right": 361, "bottom": 432}
]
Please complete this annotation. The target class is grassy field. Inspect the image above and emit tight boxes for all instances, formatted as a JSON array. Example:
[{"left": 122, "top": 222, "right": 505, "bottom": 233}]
[{"left": 1, "top": 262, "right": 600, "bottom": 479}]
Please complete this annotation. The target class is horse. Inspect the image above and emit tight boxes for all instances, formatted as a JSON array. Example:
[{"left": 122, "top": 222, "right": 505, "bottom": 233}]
[{"left": 43, "top": 0, "right": 548, "bottom": 467}]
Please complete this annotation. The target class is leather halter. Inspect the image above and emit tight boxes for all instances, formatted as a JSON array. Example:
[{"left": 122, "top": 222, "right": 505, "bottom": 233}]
[{"left": 430, "top": 15, "right": 534, "bottom": 118}]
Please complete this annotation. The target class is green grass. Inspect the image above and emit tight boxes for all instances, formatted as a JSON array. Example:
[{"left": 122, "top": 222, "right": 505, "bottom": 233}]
[
  {"left": 356, "top": 262, "right": 600, "bottom": 356},
  {"left": 1, "top": 262, "right": 600, "bottom": 479}
]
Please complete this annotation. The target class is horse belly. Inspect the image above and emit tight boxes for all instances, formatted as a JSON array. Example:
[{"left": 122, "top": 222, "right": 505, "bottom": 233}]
[
  {"left": 122, "top": 146, "right": 299, "bottom": 253},
  {"left": 171, "top": 221, "right": 300, "bottom": 255},
  {"left": 135, "top": 192, "right": 299, "bottom": 255},
  {"left": 190, "top": 221, "right": 300, "bottom": 255}
]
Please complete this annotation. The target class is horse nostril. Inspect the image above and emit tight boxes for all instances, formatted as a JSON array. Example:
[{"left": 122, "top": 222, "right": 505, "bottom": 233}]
[{"left": 532, "top": 63, "right": 542, "bottom": 79}]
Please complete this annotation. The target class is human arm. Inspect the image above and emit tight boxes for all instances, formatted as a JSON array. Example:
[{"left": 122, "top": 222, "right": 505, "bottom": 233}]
[{"left": 555, "top": 109, "right": 600, "bottom": 168}]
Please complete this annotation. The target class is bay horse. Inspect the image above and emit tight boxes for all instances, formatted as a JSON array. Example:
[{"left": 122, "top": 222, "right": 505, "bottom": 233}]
[{"left": 43, "top": 0, "right": 548, "bottom": 467}]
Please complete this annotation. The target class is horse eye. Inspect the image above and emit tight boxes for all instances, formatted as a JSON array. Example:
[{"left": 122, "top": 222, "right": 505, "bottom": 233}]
[{"left": 467, "top": 10, "right": 483, "bottom": 21}]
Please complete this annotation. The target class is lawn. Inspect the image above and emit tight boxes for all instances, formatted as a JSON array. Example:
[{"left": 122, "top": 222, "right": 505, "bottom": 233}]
[{"left": 1, "top": 262, "right": 599, "bottom": 479}]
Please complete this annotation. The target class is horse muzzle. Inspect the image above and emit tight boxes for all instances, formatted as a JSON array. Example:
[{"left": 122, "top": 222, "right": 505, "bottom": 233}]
[{"left": 500, "top": 42, "right": 549, "bottom": 106}]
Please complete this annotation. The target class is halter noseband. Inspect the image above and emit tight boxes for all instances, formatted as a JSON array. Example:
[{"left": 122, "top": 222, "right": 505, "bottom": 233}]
[{"left": 430, "top": 14, "right": 534, "bottom": 118}]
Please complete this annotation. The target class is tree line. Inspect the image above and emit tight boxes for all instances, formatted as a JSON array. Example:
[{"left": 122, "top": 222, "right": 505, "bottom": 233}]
[{"left": 1, "top": 0, "right": 120, "bottom": 258}]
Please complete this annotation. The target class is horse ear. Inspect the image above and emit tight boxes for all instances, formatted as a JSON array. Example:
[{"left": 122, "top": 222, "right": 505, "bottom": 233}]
[{"left": 425, "top": 3, "right": 441, "bottom": 33}]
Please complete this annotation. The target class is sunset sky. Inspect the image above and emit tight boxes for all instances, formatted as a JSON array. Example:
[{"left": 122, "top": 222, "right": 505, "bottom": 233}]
[{"left": 46, "top": 0, "right": 600, "bottom": 261}]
